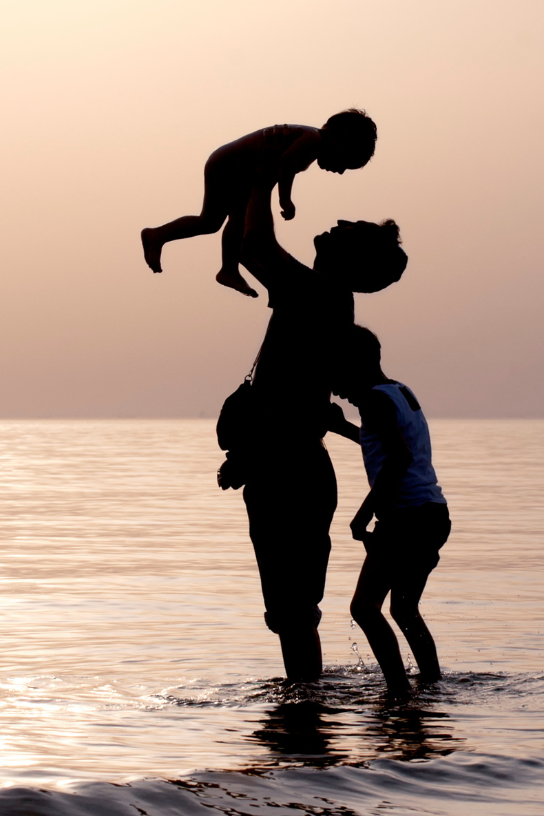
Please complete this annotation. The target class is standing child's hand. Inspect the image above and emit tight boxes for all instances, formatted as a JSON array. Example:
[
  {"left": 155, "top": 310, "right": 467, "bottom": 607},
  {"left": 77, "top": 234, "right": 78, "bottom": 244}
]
[
  {"left": 280, "top": 201, "right": 296, "bottom": 221},
  {"left": 350, "top": 496, "right": 374, "bottom": 541}
]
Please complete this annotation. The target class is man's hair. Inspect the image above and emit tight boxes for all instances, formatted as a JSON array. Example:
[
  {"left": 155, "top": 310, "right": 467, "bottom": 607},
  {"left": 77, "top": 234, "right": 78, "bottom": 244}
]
[
  {"left": 322, "top": 109, "right": 377, "bottom": 166},
  {"left": 339, "top": 219, "right": 408, "bottom": 293}
]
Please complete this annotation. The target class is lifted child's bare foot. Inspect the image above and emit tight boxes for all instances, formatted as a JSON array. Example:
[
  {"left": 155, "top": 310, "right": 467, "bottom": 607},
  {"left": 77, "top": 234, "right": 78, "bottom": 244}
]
[
  {"left": 216, "top": 269, "right": 258, "bottom": 298},
  {"left": 141, "top": 228, "right": 164, "bottom": 273}
]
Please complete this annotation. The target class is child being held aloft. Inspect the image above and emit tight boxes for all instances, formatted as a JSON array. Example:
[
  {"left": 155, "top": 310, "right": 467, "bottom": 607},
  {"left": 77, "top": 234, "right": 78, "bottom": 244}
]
[{"left": 141, "top": 109, "right": 377, "bottom": 297}]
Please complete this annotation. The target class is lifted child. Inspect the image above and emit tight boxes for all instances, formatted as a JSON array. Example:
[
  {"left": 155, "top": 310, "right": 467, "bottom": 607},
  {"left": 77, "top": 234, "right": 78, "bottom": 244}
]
[
  {"left": 141, "top": 109, "right": 377, "bottom": 297},
  {"left": 330, "top": 325, "right": 451, "bottom": 695}
]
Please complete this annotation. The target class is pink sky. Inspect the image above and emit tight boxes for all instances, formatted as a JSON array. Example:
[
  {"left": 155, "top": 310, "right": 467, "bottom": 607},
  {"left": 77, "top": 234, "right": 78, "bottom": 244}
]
[{"left": 1, "top": 0, "right": 543, "bottom": 417}]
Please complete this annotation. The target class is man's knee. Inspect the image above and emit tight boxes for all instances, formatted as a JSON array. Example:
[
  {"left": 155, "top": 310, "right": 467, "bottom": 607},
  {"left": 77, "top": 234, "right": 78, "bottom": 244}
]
[{"left": 265, "top": 605, "right": 322, "bottom": 635}]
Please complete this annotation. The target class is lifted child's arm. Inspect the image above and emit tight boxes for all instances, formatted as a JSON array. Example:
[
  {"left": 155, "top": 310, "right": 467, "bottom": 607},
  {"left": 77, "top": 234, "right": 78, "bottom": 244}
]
[
  {"left": 277, "top": 129, "right": 321, "bottom": 220},
  {"left": 351, "top": 391, "right": 412, "bottom": 540}
]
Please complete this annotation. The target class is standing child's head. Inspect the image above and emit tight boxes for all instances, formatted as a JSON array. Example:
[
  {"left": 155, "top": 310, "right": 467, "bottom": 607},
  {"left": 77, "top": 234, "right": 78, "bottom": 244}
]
[
  {"left": 332, "top": 325, "right": 384, "bottom": 405},
  {"left": 318, "top": 109, "right": 377, "bottom": 173}
]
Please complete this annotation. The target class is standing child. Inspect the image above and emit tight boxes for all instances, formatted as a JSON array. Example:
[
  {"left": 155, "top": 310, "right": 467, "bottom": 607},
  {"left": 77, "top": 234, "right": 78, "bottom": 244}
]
[
  {"left": 141, "top": 109, "right": 377, "bottom": 297},
  {"left": 330, "top": 325, "right": 451, "bottom": 695}
]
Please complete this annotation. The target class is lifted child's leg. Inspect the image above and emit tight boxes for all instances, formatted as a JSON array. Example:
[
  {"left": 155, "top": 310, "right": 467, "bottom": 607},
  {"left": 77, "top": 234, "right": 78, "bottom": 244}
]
[
  {"left": 141, "top": 154, "right": 230, "bottom": 273},
  {"left": 141, "top": 212, "right": 226, "bottom": 273},
  {"left": 351, "top": 557, "right": 412, "bottom": 694},
  {"left": 216, "top": 205, "right": 258, "bottom": 297}
]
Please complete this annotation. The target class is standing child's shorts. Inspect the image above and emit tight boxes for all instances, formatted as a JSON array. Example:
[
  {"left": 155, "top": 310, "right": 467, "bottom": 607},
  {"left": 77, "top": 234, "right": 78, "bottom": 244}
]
[{"left": 363, "top": 502, "right": 451, "bottom": 586}]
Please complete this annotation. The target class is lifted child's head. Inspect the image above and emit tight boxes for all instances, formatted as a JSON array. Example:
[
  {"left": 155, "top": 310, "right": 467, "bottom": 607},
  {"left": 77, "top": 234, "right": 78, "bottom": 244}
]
[
  {"left": 332, "top": 325, "right": 383, "bottom": 404},
  {"left": 313, "top": 218, "right": 407, "bottom": 293},
  {"left": 319, "top": 109, "right": 377, "bottom": 173}
]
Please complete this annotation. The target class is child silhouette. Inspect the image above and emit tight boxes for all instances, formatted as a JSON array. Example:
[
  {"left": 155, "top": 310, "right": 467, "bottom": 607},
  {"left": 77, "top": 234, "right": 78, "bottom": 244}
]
[
  {"left": 330, "top": 326, "right": 451, "bottom": 694},
  {"left": 141, "top": 109, "right": 377, "bottom": 297}
]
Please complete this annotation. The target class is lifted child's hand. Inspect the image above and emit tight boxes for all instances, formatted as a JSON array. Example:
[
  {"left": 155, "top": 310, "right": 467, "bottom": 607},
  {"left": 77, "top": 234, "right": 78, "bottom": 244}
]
[{"left": 280, "top": 202, "right": 296, "bottom": 221}]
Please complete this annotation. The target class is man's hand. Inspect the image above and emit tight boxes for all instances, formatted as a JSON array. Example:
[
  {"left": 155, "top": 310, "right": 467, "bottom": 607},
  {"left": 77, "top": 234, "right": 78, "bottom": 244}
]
[
  {"left": 280, "top": 201, "right": 296, "bottom": 221},
  {"left": 350, "top": 495, "right": 374, "bottom": 541},
  {"left": 217, "top": 456, "right": 245, "bottom": 490}
]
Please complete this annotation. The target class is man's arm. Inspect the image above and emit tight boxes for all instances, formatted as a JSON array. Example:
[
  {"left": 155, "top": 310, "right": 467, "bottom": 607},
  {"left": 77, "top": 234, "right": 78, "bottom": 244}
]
[
  {"left": 240, "top": 173, "right": 292, "bottom": 289},
  {"left": 351, "top": 391, "right": 412, "bottom": 540}
]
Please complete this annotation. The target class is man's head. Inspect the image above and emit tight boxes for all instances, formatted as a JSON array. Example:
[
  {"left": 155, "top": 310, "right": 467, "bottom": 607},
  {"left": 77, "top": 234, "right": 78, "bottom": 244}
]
[
  {"left": 313, "top": 219, "right": 407, "bottom": 292},
  {"left": 332, "top": 325, "right": 383, "bottom": 405}
]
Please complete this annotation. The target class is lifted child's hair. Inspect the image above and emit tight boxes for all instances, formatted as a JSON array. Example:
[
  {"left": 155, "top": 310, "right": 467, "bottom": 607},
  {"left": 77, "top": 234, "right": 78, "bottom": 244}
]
[{"left": 322, "top": 109, "right": 377, "bottom": 167}]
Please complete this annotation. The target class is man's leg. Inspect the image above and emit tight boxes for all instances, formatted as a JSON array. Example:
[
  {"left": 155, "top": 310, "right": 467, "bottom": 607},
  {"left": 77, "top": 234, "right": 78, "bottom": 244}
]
[
  {"left": 243, "top": 449, "right": 335, "bottom": 682},
  {"left": 278, "top": 623, "right": 323, "bottom": 683},
  {"left": 257, "top": 524, "right": 331, "bottom": 683}
]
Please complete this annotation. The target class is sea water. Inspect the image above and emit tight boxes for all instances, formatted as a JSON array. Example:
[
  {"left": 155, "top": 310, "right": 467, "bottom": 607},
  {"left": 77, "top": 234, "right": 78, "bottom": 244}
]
[{"left": 0, "top": 419, "right": 542, "bottom": 815}]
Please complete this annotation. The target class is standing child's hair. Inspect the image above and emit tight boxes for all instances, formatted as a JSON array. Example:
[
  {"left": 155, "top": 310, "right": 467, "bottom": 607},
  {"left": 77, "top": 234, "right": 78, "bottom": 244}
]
[{"left": 322, "top": 109, "right": 377, "bottom": 168}]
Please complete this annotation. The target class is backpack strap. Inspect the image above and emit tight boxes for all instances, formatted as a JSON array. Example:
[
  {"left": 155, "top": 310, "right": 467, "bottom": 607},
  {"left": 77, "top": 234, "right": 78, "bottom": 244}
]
[{"left": 246, "top": 318, "right": 272, "bottom": 382}]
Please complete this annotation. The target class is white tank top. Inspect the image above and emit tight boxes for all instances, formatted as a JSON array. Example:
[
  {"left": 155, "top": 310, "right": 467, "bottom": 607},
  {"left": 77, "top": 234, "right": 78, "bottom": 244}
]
[{"left": 360, "top": 382, "right": 446, "bottom": 508}]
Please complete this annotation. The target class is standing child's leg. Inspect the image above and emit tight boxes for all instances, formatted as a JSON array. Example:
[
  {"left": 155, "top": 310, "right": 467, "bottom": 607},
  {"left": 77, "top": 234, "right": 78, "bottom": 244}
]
[
  {"left": 388, "top": 505, "right": 450, "bottom": 683},
  {"left": 389, "top": 572, "right": 441, "bottom": 683},
  {"left": 351, "top": 556, "right": 412, "bottom": 694}
]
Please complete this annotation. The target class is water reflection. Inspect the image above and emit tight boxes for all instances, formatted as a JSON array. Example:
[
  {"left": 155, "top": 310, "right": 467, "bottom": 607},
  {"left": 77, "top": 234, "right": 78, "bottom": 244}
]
[
  {"left": 247, "top": 683, "right": 463, "bottom": 769},
  {"left": 250, "top": 701, "right": 347, "bottom": 766}
]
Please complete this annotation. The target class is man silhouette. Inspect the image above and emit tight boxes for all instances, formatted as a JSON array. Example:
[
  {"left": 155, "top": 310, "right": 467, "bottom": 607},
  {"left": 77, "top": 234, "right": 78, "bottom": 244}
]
[{"left": 224, "top": 169, "right": 407, "bottom": 681}]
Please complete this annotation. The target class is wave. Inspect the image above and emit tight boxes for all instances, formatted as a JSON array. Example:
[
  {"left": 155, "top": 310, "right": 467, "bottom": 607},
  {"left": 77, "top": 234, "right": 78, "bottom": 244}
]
[
  {"left": 1, "top": 669, "right": 543, "bottom": 814},
  {"left": 1, "top": 752, "right": 543, "bottom": 816}
]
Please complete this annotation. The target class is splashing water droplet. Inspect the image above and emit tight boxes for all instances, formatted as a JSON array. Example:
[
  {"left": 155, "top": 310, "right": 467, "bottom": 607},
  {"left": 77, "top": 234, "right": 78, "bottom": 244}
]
[{"left": 350, "top": 641, "right": 365, "bottom": 670}]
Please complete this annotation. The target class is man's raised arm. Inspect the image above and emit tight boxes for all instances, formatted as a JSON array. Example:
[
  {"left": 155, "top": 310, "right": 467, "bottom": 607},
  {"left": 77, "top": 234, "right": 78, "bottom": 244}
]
[{"left": 240, "top": 174, "right": 291, "bottom": 289}]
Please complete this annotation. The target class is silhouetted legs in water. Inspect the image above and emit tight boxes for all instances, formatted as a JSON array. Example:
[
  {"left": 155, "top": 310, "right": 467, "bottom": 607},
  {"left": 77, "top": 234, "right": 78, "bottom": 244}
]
[
  {"left": 141, "top": 151, "right": 258, "bottom": 297},
  {"left": 243, "top": 447, "right": 336, "bottom": 683},
  {"left": 278, "top": 623, "right": 323, "bottom": 683},
  {"left": 351, "top": 554, "right": 441, "bottom": 695}
]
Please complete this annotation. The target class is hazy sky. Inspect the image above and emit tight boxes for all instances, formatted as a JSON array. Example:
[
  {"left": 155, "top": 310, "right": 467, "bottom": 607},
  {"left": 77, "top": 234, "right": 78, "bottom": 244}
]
[{"left": 1, "top": 0, "right": 543, "bottom": 417}]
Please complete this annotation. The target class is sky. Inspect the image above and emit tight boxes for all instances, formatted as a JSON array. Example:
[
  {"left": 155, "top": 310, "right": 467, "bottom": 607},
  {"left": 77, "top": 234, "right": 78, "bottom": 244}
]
[{"left": 1, "top": 0, "right": 543, "bottom": 417}]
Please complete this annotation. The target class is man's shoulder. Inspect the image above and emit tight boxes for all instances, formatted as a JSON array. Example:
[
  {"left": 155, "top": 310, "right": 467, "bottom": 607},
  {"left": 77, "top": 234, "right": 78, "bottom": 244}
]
[
  {"left": 267, "top": 254, "right": 354, "bottom": 321},
  {"left": 267, "top": 254, "right": 316, "bottom": 304}
]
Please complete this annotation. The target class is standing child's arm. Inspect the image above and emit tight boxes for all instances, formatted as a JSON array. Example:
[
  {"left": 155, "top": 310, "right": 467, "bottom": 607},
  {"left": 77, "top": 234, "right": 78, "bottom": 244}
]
[
  {"left": 351, "top": 392, "right": 412, "bottom": 540},
  {"left": 327, "top": 402, "right": 360, "bottom": 443},
  {"left": 277, "top": 130, "right": 321, "bottom": 220}
]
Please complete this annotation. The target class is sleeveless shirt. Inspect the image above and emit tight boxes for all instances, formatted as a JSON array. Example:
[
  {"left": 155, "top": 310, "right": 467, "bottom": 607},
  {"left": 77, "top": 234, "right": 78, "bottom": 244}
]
[{"left": 360, "top": 382, "right": 446, "bottom": 508}]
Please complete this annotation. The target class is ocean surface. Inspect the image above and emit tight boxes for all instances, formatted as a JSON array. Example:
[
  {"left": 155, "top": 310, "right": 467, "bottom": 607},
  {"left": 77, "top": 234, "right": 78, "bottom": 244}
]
[{"left": 0, "top": 418, "right": 542, "bottom": 815}]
